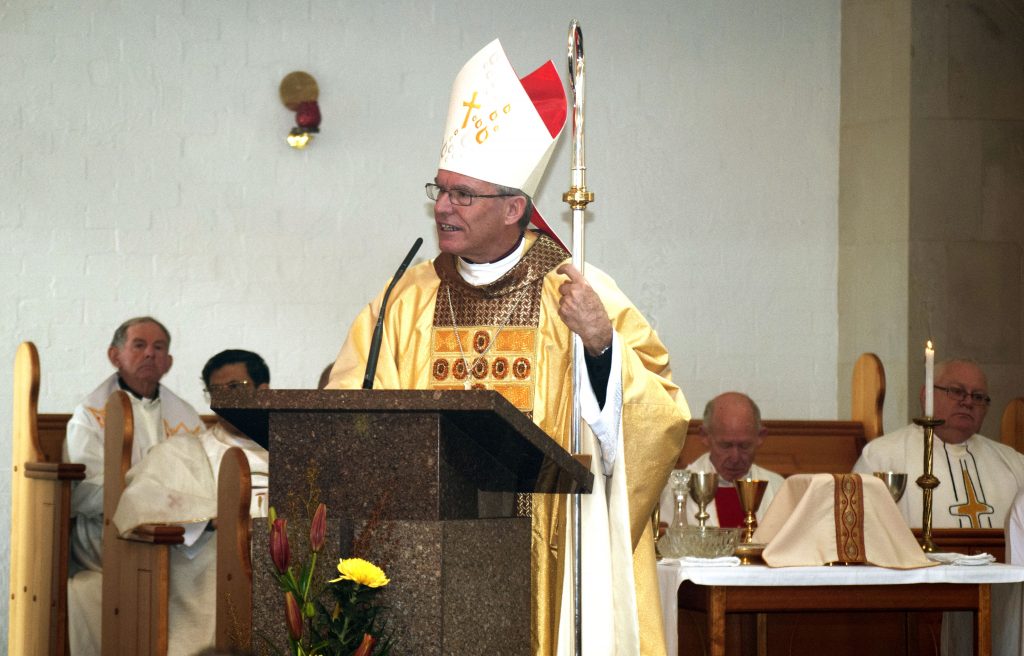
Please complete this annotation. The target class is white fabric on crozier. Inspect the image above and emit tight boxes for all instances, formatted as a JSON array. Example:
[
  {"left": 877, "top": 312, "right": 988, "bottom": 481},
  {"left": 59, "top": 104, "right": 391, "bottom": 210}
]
[
  {"left": 556, "top": 331, "right": 642, "bottom": 655},
  {"left": 658, "top": 453, "right": 784, "bottom": 529},
  {"left": 198, "top": 422, "right": 269, "bottom": 517}
]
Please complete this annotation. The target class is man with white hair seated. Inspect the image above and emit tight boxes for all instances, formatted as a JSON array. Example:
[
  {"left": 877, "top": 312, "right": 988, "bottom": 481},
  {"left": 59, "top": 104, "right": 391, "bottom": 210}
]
[
  {"left": 854, "top": 358, "right": 1024, "bottom": 656},
  {"left": 660, "top": 392, "right": 784, "bottom": 528}
]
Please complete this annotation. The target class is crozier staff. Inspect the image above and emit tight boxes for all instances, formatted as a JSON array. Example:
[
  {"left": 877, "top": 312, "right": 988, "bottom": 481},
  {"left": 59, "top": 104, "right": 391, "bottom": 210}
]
[{"left": 327, "top": 38, "right": 689, "bottom": 656}]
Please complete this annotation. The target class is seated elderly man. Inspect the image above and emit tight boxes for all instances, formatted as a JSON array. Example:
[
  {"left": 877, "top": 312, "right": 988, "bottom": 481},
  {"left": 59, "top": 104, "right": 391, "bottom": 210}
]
[
  {"left": 197, "top": 349, "right": 271, "bottom": 516},
  {"left": 855, "top": 359, "right": 1024, "bottom": 656},
  {"left": 854, "top": 358, "right": 1024, "bottom": 529},
  {"left": 660, "top": 392, "right": 784, "bottom": 528},
  {"left": 65, "top": 316, "right": 208, "bottom": 655}
]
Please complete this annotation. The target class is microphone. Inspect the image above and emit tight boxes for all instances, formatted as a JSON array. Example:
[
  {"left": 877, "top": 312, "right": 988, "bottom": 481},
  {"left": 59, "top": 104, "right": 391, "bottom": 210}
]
[{"left": 362, "top": 237, "right": 423, "bottom": 389}]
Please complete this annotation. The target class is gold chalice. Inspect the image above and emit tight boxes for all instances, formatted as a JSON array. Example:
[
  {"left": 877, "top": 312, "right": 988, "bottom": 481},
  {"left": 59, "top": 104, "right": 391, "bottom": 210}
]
[
  {"left": 873, "top": 471, "right": 908, "bottom": 503},
  {"left": 688, "top": 471, "right": 718, "bottom": 529},
  {"left": 736, "top": 478, "right": 768, "bottom": 544}
]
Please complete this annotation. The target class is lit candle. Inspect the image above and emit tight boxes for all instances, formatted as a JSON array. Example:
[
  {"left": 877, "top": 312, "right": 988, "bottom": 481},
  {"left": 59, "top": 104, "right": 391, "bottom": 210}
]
[{"left": 925, "top": 340, "right": 935, "bottom": 416}]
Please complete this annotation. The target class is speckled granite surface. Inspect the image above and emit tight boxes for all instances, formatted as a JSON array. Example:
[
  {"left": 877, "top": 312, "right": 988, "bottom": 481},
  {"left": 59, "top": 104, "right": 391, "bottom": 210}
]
[{"left": 237, "top": 395, "right": 542, "bottom": 655}]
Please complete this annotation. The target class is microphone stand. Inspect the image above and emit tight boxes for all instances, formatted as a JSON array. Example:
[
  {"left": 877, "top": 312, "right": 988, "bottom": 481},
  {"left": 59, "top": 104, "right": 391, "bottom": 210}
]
[{"left": 362, "top": 237, "right": 423, "bottom": 389}]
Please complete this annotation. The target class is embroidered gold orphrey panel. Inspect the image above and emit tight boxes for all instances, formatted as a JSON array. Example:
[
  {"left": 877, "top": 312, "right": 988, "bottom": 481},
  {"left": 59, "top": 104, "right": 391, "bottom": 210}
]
[{"left": 429, "top": 235, "right": 567, "bottom": 414}]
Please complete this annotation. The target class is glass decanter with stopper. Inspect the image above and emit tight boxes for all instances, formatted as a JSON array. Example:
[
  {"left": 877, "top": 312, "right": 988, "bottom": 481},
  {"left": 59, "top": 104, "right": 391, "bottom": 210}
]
[{"left": 659, "top": 469, "right": 691, "bottom": 557}]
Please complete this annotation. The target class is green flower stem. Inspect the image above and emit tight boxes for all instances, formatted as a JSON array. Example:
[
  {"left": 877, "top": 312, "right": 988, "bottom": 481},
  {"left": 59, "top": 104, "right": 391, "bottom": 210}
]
[
  {"left": 301, "top": 551, "right": 318, "bottom": 601},
  {"left": 279, "top": 569, "right": 301, "bottom": 598}
]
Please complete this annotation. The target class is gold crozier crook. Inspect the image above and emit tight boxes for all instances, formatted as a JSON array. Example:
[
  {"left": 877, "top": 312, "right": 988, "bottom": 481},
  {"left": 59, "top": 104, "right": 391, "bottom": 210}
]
[{"left": 563, "top": 18, "right": 593, "bottom": 656}]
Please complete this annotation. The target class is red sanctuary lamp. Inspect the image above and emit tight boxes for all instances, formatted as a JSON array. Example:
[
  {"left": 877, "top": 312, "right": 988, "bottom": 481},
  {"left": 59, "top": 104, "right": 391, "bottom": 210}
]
[{"left": 279, "top": 71, "right": 321, "bottom": 149}]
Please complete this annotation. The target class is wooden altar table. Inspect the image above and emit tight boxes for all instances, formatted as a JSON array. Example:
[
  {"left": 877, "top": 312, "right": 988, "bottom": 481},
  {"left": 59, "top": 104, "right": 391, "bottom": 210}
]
[{"left": 657, "top": 561, "right": 1024, "bottom": 656}]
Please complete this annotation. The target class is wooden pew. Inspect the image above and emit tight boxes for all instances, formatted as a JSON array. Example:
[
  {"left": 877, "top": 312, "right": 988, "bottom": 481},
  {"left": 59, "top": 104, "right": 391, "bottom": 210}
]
[
  {"left": 8, "top": 342, "right": 86, "bottom": 656},
  {"left": 215, "top": 447, "right": 253, "bottom": 653},
  {"left": 101, "top": 390, "right": 183, "bottom": 656},
  {"left": 11, "top": 339, "right": 244, "bottom": 653},
  {"left": 1001, "top": 397, "right": 1024, "bottom": 454}
]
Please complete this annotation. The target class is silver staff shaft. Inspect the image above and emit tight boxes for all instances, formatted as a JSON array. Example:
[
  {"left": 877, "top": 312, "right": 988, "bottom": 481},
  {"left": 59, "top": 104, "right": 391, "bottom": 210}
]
[{"left": 563, "top": 19, "right": 594, "bottom": 656}]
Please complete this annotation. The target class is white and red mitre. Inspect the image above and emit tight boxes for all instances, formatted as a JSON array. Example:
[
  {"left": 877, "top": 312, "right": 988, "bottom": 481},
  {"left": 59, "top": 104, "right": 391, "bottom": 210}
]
[{"left": 438, "top": 39, "right": 568, "bottom": 246}]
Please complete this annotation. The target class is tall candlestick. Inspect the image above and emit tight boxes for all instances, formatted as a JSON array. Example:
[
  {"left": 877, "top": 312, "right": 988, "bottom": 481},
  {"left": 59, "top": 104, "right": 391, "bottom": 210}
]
[{"left": 925, "top": 340, "right": 935, "bottom": 416}]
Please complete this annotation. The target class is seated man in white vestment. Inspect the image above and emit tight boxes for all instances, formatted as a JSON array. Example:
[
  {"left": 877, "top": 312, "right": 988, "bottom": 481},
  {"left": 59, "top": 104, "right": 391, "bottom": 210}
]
[
  {"left": 65, "top": 316, "right": 208, "bottom": 655},
  {"left": 659, "top": 392, "right": 783, "bottom": 529},
  {"left": 854, "top": 359, "right": 1024, "bottom": 529},
  {"left": 197, "top": 349, "right": 271, "bottom": 517},
  {"left": 854, "top": 358, "right": 1024, "bottom": 656}
]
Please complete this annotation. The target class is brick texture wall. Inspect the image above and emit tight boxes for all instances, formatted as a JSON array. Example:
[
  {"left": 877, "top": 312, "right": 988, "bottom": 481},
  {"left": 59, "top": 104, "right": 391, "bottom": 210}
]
[{"left": 0, "top": 0, "right": 841, "bottom": 641}]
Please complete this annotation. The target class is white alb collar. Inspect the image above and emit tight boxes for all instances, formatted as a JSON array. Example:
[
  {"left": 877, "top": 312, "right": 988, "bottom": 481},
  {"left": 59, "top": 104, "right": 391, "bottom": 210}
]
[{"left": 456, "top": 236, "right": 525, "bottom": 286}]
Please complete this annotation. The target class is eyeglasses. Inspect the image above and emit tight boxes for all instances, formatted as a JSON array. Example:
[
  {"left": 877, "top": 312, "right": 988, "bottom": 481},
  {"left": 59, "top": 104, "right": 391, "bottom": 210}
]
[
  {"left": 203, "top": 379, "right": 252, "bottom": 401},
  {"left": 934, "top": 384, "right": 991, "bottom": 406},
  {"left": 425, "top": 183, "right": 514, "bottom": 206}
]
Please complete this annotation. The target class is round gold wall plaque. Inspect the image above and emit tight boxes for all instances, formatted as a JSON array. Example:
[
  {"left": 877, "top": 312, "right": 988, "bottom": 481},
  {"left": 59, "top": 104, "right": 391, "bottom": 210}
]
[{"left": 279, "top": 72, "right": 319, "bottom": 111}]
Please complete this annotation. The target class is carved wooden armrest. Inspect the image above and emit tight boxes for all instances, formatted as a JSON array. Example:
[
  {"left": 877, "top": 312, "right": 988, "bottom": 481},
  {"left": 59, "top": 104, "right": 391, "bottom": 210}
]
[
  {"left": 23, "top": 461, "right": 86, "bottom": 481},
  {"left": 122, "top": 524, "right": 185, "bottom": 545}
]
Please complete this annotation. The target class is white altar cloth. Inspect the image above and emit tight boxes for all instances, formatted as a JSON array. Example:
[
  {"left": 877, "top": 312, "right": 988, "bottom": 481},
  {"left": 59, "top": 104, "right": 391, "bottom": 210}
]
[{"left": 657, "top": 560, "right": 1024, "bottom": 656}]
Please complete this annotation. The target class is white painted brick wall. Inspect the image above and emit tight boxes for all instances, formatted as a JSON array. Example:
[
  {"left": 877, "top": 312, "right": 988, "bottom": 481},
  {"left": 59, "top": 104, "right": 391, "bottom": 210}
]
[{"left": 0, "top": 0, "right": 841, "bottom": 642}]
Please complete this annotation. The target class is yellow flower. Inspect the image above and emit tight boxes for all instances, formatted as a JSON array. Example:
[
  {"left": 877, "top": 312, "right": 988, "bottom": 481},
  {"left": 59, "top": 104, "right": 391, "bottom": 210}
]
[{"left": 329, "top": 558, "right": 390, "bottom": 588}]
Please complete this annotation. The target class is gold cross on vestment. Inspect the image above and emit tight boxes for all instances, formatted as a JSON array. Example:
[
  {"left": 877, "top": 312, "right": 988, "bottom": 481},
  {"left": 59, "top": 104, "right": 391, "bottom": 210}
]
[{"left": 948, "top": 464, "right": 994, "bottom": 528}]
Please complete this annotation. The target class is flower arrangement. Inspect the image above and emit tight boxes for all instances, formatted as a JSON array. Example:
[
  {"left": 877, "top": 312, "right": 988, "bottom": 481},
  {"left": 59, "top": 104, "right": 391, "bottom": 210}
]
[{"left": 267, "top": 500, "right": 395, "bottom": 656}]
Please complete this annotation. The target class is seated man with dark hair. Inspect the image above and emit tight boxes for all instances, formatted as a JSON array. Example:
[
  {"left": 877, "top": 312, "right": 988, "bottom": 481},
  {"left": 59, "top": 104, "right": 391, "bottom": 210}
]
[{"left": 198, "top": 349, "right": 271, "bottom": 516}]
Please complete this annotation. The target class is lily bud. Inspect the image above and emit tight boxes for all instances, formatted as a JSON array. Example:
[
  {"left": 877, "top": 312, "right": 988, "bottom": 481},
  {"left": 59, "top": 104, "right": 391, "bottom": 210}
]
[
  {"left": 270, "top": 518, "right": 290, "bottom": 574},
  {"left": 309, "top": 503, "right": 327, "bottom": 553},
  {"left": 352, "top": 633, "right": 377, "bottom": 656},
  {"left": 284, "top": 591, "right": 303, "bottom": 641}
]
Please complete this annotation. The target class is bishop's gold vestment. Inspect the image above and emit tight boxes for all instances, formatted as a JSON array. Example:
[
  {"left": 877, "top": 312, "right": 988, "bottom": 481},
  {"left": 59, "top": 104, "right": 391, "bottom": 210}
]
[{"left": 328, "top": 232, "right": 689, "bottom": 655}]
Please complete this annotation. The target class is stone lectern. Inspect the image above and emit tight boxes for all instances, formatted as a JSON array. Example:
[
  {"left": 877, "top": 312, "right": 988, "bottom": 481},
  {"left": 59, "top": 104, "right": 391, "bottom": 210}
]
[{"left": 213, "top": 389, "right": 593, "bottom": 656}]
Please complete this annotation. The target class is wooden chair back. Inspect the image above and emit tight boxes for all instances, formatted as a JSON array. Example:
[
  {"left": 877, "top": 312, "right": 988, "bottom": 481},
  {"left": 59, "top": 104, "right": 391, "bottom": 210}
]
[
  {"left": 8, "top": 342, "right": 85, "bottom": 656},
  {"left": 851, "top": 352, "right": 885, "bottom": 439},
  {"left": 101, "top": 390, "right": 183, "bottom": 656},
  {"left": 1001, "top": 397, "right": 1024, "bottom": 454},
  {"left": 676, "top": 418, "right": 867, "bottom": 474},
  {"left": 215, "top": 447, "right": 253, "bottom": 653}
]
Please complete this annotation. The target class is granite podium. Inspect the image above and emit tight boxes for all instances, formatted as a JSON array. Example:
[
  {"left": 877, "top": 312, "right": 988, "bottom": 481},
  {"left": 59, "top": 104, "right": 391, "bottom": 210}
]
[{"left": 213, "top": 389, "right": 593, "bottom": 655}]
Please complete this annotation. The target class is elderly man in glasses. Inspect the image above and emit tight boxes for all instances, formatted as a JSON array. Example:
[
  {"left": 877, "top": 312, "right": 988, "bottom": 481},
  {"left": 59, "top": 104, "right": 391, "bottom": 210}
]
[
  {"left": 854, "top": 359, "right": 1024, "bottom": 529},
  {"left": 856, "top": 364, "right": 1024, "bottom": 656},
  {"left": 326, "top": 39, "right": 689, "bottom": 656}
]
